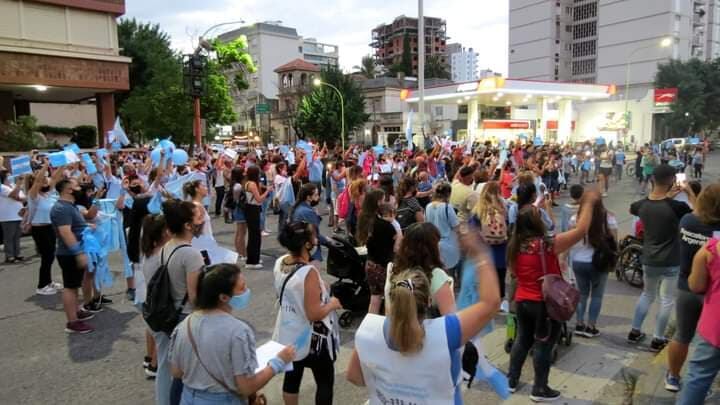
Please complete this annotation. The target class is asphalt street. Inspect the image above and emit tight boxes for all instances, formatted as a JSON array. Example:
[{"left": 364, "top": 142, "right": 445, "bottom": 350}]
[{"left": 0, "top": 153, "right": 718, "bottom": 405}]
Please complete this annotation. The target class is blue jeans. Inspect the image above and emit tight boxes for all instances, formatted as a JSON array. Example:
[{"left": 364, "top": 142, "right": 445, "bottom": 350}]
[
  {"left": 180, "top": 386, "right": 246, "bottom": 405},
  {"left": 677, "top": 334, "right": 720, "bottom": 405},
  {"left": 631, "top": 265, "right": 678, "bottom": 339},
  {"left": 278, "top": 202, "right": 291, "bottom": 234},
  {"left": 572, "top": 261, "right": 609, "bottom": 325},
  {"left": 153, "top": 331, "right": 172, "bottom": 405},
  {"left": 260, "top": 190, "right": 273, "bottom": 230}
]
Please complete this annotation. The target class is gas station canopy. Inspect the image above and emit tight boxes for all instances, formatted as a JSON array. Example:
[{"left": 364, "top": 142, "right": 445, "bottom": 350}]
[{"left": 404, "top": 77, "right": 615, "bottom": 106}]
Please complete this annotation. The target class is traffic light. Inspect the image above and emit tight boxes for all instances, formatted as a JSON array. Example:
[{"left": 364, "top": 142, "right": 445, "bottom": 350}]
[{"left": 184, "top": 54, "right": 207, "bottom": 97}]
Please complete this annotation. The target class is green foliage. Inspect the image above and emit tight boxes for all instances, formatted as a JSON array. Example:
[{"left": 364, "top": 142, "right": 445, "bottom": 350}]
[
  {"left": 655, "top": 58, "right": 720, "bottom": 136},
  {"left": 0, "top": 116, "right": 44, "bottom": 152},
  {"left": 296, "top": 65, "right": 369, "bottom": 146},
  {"left": 116, "top": 19, "right": 239, "bottom": 145},
  {"left": 212, "top": 37, "right": 257, "bottom": 93},
  {"left": 400, "top": 32, "right": 413, "bottom": 76},
  {"left": 74, "top": 125, "right": 98, "bottom": 148},
  {"left": 424, "top": 55, "right": 450, "bottom": 79},
  {"left": 37, "top": 125, "right": 74, "bottom": 135},
  {"left": 354, "top": 55, "right": 377, "bottom": 79}
]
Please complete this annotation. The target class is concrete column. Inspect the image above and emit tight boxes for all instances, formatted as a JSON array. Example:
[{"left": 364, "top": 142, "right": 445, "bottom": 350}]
[
  {"left": 96, "top": 93, "right": 115, "bottom": 147},
  {"left": 14, "top": 100, "right": 30, "bottom": 118},
  {"left": 0, "top": 91, "right": 14, "bottom": 124},
  {"left": 467, "top": 98, "right": 479, "bottom": 145},
  {"left": 536, "top": 97, "right": 548, "bottom": 141},
  {"left": 558, "top": 99, "right": 573, "bottom": 144}
]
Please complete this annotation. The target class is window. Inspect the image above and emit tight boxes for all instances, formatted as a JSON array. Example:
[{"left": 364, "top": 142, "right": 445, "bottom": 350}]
[
  {"left": 300, "top": 73, "right": 307, "bottom": 86},
  {"left": 298, "top": 46, "right": 303, "bottom": 53},
  {"left": 573, "top": 21, "right": 597, "bottom": 40},
  {"left": 435, "top": 106, "right": 443, "bottom": 116},
  {"left": 282, "top": 74, "right": 289, "bottom": 88},
  {"left": 572, "top": 40, "right": 597, "bottom": 57},
  {"left": 571, "top": 58, "right": 596, "bottom": 75},
  {"left": 573, "top": 2, "right": 598, "bottom": 21}
]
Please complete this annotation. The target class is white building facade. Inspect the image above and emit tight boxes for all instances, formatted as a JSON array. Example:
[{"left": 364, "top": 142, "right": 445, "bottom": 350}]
[
  {"left": 218, "top": 23, "right": 339, "bottom": 133},
  {"left": 451, "top": 47, "right": 479, "bottom": 82},
  {"left": 509, "top": 0, "right": 720, "bottom": 144}
]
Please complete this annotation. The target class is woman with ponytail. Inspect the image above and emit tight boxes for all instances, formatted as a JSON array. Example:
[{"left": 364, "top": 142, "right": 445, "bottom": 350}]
[
  {"left": 347, "top": 226, "right": 500, "bottom": 404},
  {"left": 183, "top": 180, "right": 213, "bottom": 240}
]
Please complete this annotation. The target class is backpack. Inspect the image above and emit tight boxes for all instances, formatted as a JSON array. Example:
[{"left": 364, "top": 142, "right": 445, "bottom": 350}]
[
  {"left": 396, "top": 198, "right": 418, "bottom": 230},
  {"left": 481, "top": 209, "right": 508, "bottom": 245},
  {"left": 224, "top": 184, "right": 247, "bottom": 211},
  {"left": 336, "top": 188, "right": 350, "bottom": 219},
  {"left": 538, "top": 240, "right": 579, "bottom": 322},
  {"left": 592, "top": 214, "right": 619, "bottom": 271},
  {"left": 142, "top": 244, "right": 191, "bottom": 334}
]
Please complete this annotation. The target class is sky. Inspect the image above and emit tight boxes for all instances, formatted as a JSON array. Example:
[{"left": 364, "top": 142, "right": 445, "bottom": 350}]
[{"left": 124, "top": 0, "right": 509, "bottom": 75}]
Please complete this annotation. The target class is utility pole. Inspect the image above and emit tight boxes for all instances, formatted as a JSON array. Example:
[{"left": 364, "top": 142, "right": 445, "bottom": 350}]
[{"left": 418, "top": 0, "right": 425, "bottom": 148}]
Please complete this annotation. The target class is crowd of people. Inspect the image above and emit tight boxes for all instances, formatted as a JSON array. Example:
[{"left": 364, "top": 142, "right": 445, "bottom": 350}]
[{"left": 0, "top": 134, "right": 718, "bottom": 404}]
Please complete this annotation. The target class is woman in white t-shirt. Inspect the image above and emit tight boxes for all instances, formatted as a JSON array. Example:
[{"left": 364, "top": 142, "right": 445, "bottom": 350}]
[
  {"left": 0, "top": 170, "right": 26, "bottom": 263},
  {"left": 569, "top": 199, "right": 617, "bottom": 338},
  {"left": 183, "top": 180, "right": 214, "bottom": 240}
]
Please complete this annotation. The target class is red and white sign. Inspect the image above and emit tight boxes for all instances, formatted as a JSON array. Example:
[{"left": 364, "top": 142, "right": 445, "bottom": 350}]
[
  {"left": 654, "top": 88, "right": 678, "bottom": 107},
  {"left": 546, "top": 120, "right": 576, "bottom": 130},
  {"left": 482, "top": 120, "right": 531, "bottom": 130}
]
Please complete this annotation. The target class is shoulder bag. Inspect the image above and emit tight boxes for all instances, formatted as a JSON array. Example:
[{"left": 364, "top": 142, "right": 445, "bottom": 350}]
[
  {"left": 186, "top": 316, "right": 266, "bottom": 405},
  {"left": 539, "top": 240, "right": 579, "bottom": 322}
]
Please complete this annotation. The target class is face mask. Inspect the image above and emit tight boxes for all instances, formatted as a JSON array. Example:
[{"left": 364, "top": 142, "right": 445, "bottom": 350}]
[
  {"left": 192, "top": 222, "right": 204, "bottom": 237},
  {"left": 229, "top": 289, "right": 251, "bottom": 311},
  {"left": 129, "top": 185, "right": 142, "bottom": 195},
  {"left": 71, "top": 189, "right": 85, "bottom": 202},
  {"left": 41, "top": 185, "right": 51, "bottom": 193}
]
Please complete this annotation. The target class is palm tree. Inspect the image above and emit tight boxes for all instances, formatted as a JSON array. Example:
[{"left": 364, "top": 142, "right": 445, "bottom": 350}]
[
  {"left": 424, "top": 55, "right": 450, "bottom": 79},
  {"left": 354, "top": 55, "right": 378, "bottom": 79}
]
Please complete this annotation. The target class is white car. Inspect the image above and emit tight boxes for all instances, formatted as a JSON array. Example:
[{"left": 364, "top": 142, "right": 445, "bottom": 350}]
[{"left": 660, "top": 138, "right": 686, "bottom": 151}]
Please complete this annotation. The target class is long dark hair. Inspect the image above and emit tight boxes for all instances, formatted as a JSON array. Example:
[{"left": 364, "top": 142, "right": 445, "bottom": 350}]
[
  {"left": 397, "top": 176, "right": 417, "bottom": 201},
  {"left": 290, "top": 183, "right": 317, "bottom": 219},
  {"left": 195, "top": 264, "right": 241, "bottom": 310},
  {"left": 245, "top": 165, "right": 260, "bottom": 184},
  {"left": 581, "top": 199, "right": 611, "bottom": 250},
  {"left": 141, "top": 214, "right": 167, "bottom": 257},
  {"left": 506, "top": 206, "right": 547, "bottom": 271},
  {"left": 356, "top": 188, "right": 385, "bottom": 245},
  {"left": 393, "top": 222, "right": 445, "bottom": 279}
]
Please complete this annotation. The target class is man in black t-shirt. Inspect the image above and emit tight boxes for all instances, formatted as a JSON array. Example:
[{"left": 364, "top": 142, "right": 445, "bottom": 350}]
[
  {"left": 627, "top": 164, "right": 694, "bottom": 352},
  {"left": 665, "top": 185, "right": 720, "bottom": 392}
]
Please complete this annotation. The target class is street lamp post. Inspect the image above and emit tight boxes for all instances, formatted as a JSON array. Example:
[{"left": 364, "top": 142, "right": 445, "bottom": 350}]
[
  {"left": 313, "top": 78, "right": 345, "bottom": 150},
  {"left": 192, "top": 20, "right": 246, "bottom": 149},
  {"left": 623, "top": 37, "right": 673, "bottom": 143}
]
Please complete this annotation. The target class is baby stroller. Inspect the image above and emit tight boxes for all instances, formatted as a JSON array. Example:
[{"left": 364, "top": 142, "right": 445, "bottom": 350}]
[
  {"left": 326, "top": 234, "right": 370, "bottom": 328},
  {"left": 503, "top": 312, "right": 572, "bottom": 364}
]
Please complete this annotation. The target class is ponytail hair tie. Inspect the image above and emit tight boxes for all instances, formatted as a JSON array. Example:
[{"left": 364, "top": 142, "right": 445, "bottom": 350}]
[{"left": 396, "top": 278, "right": 415, "bottom": 292}]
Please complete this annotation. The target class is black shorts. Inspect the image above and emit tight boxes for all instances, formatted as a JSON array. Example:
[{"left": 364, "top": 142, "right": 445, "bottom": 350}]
[
  {"left": 673, "top": 287, "right": 704, "bottom": 344},
  {"left": 599, "top": 167, "right": 612, "bottom": 177},
  {"left": 57, "top": 255, "right": 86, "bottom": 289}
]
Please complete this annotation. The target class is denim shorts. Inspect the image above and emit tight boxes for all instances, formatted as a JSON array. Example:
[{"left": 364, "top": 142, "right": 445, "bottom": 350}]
[{"left": 232, "top": 207, "right": 246, "bottom": 223}]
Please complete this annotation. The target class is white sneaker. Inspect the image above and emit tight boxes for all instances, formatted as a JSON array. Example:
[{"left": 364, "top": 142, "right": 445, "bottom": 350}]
[
  {"left": 500, "top": 300, "right": 509, "bottom": 313},
  {"left": 36, "top": 285, "right": 58, "bottom": 295},
  {"left": 51, "top": 282, "right": 64, "bottom": 290},
  {"left": 261, "top": 231, "right": 271, "bottom": 237},
  {"left": 246, "top": 263, "right": 263, "bottom": 270}
]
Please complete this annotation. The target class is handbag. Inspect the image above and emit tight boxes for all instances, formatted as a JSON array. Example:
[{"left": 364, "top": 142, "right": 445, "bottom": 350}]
[
  {"left": 187, "top": 316, "right": 266, "bottom": 405},
  {"left": 538, "top": 239, "right": 579, "bottom": 322}
]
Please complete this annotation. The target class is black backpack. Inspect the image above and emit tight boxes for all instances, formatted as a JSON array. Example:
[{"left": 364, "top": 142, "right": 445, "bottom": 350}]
[
  {"left": 396, "top": 198, "right": 417, "bottom": 230},
  {"left": 224, "top": 184, "right": 247, "bottom": 211},
  {"left": 142, "top": 244, "right": 191, "bottom": 334}
]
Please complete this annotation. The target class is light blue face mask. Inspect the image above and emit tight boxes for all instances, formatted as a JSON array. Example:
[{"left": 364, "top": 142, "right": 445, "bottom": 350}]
[{"left": 229, "top": 289, "right": 251, "bottom": 311}]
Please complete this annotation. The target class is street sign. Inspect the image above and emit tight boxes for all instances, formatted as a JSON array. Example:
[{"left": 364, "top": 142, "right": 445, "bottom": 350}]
[{"left": 255, "top": 103, "right": 270, "bottom": 114}]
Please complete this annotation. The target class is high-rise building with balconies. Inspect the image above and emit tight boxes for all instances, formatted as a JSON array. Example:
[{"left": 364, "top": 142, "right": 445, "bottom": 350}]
[
  {"left": 370, "top": 15, "right": 448, "bottom": 76},
  {"left": 509, "top": 0, "right": 720, "bottom": 93}
]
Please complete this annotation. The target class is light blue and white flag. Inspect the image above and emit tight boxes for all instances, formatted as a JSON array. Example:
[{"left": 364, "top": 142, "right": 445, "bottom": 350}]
[
  {"left": 405, "top": 110, "right": 414, "bottom": 150},
  {"left": 64, "top": 143, "right": 81, "bottom": 154},
  {"left": 10, "top": 155, "right": 32, "bottom": 176},
  {"left": 48, "top": 150, "right": 79, "bottom": 168},
  {"left": 112, "top": 117, "right": 130, "bottom": 146},
  {"left": 81, "top": 154, "right": 97, "bottom": 175}
]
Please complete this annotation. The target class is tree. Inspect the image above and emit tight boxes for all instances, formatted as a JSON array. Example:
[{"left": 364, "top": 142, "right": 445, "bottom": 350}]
[
  {"left": 655, "top": 58, "right": 720, "bottom": 136},
  {"left": 424, "top": 55, "right": 450, "bottom": 79},
  {"left": 400, "top": 32, "right": 413, "bottom": 76},
  {"left": 0, "top": 116, "right": 45, "bottom": 152},
  {"left": 295, "top": 65, "right": 369, "bottom": 146},
  {"left": 354, "top": 55, "right": 378, "bottom": 79},
  {"left": 116, "top": 19, "right": 244, "bottom": 145}
]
